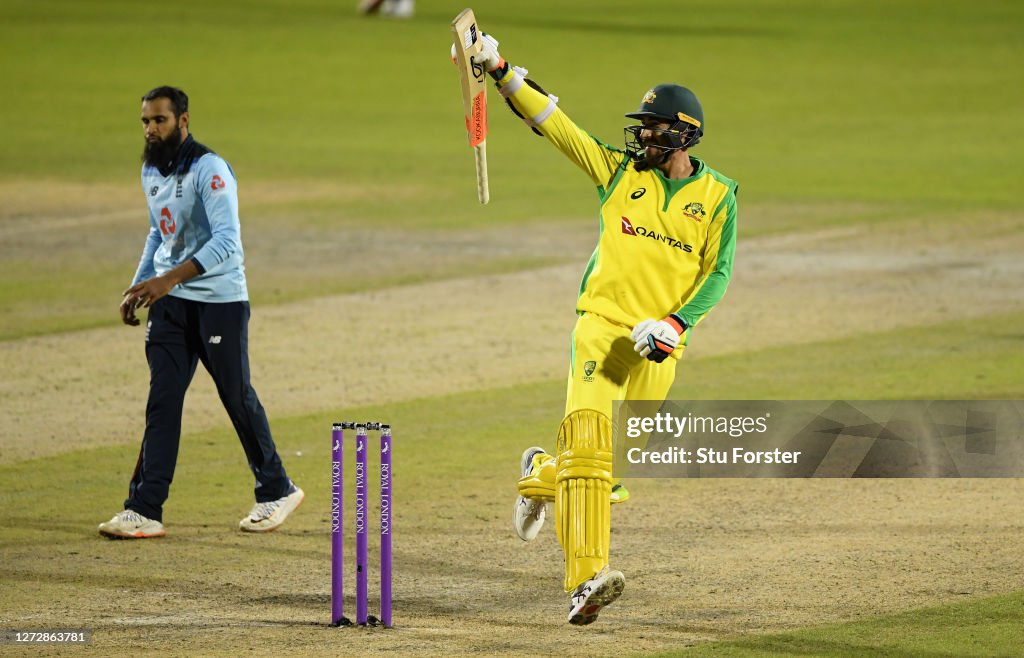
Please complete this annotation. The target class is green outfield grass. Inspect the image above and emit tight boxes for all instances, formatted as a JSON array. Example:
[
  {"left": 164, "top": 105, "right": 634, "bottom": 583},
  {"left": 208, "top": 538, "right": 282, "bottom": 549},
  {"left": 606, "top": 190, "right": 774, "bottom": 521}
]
[
  {"left": 674, "top": 309, "right": 1024, "bottom": 400},
  {"left": 647, "top": 591, "right": 1024, "bottom": 657},
  {"left": 1, "top": 0, "right": 1021, "bottom": 214}
]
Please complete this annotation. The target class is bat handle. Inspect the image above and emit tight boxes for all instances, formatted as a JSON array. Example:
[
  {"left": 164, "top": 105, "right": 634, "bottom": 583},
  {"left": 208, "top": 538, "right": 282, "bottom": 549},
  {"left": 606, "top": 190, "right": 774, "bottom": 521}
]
[{"left": 474, "top": 141, "right": 489, "bottom": 205}]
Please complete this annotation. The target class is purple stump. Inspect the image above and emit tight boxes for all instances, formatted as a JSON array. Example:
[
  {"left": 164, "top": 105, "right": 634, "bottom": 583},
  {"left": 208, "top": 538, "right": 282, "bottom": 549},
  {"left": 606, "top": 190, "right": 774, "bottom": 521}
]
[
  {"left": 380, "top": 424, "right": 393, "bottom": 627},
  {"left": 355, "top": 424, "right": 369, "bottom": 625},
  {"left": 330, "top": 423, "right": 348, "bottom": 626}
]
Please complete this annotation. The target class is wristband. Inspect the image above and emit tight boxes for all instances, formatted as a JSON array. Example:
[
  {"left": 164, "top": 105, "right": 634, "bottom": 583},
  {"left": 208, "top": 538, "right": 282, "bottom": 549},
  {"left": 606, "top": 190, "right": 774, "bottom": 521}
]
[{"left": 666, "top": 315, "right": 687, "bottom": 334}]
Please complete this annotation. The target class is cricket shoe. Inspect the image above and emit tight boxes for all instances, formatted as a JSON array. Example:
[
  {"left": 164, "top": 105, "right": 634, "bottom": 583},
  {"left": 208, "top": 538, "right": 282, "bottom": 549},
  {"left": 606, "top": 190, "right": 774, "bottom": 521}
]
[
  {"left": 513, "top": 446, "right": 548, "bottom": 541},
  {"left": 239, "top": 483, "right": 304, "bottom": 533},
  {"left": 567, "top": 567, "right": 625, "bottom": 625},
  {"left": 98, "top": 509, "right": 166, "bottom": 539},
  {"left": 380, "top": 0, "right": 414, "bottom": 18},
  {"left": 611, "top": 482, "right": 630, "bottom": 504}
]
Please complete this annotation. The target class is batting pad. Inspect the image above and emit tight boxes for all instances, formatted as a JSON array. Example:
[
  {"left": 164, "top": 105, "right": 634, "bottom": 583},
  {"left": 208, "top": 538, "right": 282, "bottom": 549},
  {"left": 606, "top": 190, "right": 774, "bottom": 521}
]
[
  {"left": 555, "top": 409, "right": 613, "bottom": 592},
  {"left": 517, "top": 452, "right": 556, "bottom": 502}
]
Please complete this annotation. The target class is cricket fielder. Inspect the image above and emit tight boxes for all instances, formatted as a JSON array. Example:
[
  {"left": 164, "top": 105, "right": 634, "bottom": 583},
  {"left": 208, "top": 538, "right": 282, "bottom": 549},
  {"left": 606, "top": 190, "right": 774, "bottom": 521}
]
[
  {"left": 98, "top": 86, "right": 302, "bottom": 539},
  {"left": 473, "top": 37, "right": 738, "bottom": 624}
]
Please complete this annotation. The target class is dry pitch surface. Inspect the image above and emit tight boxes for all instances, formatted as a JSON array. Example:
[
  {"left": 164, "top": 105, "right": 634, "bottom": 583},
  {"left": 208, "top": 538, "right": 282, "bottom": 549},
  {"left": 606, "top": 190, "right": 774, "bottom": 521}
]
[{"left": 2, "top": 188, "right": 1024, "bottom": 655}]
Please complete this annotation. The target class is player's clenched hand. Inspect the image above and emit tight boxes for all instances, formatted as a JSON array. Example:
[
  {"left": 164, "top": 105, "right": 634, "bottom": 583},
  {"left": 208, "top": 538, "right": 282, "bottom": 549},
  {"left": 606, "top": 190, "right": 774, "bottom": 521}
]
[
  {"left": 119, "top": 294, "right": 142, "bottom": 326},
  {"left": 450, "top": 33, "right": 503, "bottom": 71},
  {"left": 122, "top": 275, "right": 174, "bottom": 316},
  {"left": 631, "top": 316, "right": 686, "bottom": 363}
]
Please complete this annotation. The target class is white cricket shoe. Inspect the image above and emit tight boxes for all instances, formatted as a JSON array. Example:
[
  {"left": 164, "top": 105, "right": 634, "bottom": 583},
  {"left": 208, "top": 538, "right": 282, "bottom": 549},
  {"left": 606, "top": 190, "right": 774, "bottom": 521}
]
[
  {"left": 239, "top": 484, "right": 304, "bottom": 533},
  {"left": 380, "top": 0, "right": 414, "bottom": 18},
  {"left": 513, "top": 447, "right": 547, "bottom": 541},
  {"left": 98, "top": 509, "right": 166, "bottom": 539},
  {"left": 567, "top": 567, "right": 625, "bottom": 625}
]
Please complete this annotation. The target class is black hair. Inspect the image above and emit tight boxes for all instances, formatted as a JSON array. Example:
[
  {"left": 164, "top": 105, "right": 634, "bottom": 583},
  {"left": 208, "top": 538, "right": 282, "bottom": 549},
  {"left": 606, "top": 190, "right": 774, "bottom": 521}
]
[{"left": 141, "top": 86, "right": 189, "bottom": 117}]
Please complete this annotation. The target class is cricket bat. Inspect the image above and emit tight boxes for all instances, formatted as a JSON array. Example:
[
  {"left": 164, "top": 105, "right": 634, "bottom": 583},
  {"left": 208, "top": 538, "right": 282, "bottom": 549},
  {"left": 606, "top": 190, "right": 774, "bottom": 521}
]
[{"left": 450, "top": 8, "right": 489, "bottom": 205}]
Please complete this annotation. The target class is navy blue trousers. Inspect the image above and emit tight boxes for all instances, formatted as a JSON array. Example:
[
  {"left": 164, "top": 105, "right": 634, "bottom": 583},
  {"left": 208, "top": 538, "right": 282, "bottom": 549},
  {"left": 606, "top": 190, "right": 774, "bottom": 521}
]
[{"left": 125, "top": 295, "right": 291, "bottom": 521}]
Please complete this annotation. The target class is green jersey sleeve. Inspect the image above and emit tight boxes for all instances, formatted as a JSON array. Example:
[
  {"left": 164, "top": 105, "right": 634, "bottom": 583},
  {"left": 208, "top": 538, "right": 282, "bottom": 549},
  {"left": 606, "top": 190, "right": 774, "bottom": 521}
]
[{"left": 676, "top": 184, "right": 738, "bottom": 327}]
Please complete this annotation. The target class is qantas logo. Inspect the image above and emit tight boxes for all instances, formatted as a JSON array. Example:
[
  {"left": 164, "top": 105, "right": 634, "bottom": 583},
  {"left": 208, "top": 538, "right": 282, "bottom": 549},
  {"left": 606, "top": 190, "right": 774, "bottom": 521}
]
[{"left": 620, "top": 216, "right": 693, "bottom": 252}]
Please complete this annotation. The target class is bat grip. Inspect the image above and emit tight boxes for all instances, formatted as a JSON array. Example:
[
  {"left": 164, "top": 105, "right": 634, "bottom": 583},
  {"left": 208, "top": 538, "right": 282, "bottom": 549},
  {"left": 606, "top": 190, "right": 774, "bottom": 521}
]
[{"left": 474, "top": 141, "right": 489, "bottom": 205}]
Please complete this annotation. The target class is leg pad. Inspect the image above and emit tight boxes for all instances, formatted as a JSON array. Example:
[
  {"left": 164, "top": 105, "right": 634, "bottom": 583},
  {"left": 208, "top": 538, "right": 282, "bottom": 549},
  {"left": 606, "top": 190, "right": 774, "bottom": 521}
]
[{"left": 555, "top": 409, "right": 613, "bottom": 592}]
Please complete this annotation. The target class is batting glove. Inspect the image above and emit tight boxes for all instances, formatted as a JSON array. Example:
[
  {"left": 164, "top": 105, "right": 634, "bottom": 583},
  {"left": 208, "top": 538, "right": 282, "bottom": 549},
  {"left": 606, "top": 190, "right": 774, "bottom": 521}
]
[
  {"left": 631, "top": 316, "right": 686, "bottom": 363},
  {"left": 449, "top": 33, "right": 504, "bottom": 72}
]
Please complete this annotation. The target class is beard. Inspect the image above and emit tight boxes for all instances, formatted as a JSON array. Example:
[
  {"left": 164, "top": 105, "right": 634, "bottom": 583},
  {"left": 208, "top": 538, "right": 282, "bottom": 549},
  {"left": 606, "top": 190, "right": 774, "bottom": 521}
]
[
  {"left": 142, "top": 126, "right": 183, "bottom": 169},
  {"left": 633, "top": 146, "right": 668, "bottom": 172}
]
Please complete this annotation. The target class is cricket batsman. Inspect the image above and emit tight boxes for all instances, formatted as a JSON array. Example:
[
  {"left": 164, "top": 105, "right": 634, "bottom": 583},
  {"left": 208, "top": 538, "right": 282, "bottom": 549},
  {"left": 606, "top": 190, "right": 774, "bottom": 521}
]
[{"left": 466, "top": 36, "right": 739, "bottom": 624}]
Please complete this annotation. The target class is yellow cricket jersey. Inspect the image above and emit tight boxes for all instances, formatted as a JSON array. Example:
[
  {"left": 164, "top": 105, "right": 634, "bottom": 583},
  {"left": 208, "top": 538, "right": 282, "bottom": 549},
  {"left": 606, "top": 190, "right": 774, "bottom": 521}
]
[{"left": 498, "top": 70, "right": 739, "bottom": 348}]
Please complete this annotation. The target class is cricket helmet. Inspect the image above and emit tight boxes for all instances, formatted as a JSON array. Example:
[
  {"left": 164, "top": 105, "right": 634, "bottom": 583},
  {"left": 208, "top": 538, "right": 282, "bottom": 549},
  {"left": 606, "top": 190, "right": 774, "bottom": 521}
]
[{"left": 624, "top": 83, "right": 704, "bottom": 151}]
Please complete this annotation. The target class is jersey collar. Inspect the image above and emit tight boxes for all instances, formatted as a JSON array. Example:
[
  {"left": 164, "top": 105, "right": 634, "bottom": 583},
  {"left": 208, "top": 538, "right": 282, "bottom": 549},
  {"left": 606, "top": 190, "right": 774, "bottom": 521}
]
[{"left": 654, "top": 155, "right": 705, "bottom": 191}]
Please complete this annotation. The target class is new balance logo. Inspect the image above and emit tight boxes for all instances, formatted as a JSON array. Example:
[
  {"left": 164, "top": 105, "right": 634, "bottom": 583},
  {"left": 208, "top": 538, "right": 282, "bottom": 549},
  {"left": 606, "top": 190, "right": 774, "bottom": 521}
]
[{"left": 208, "top": 336, "right": 222, "bottom": 344}]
